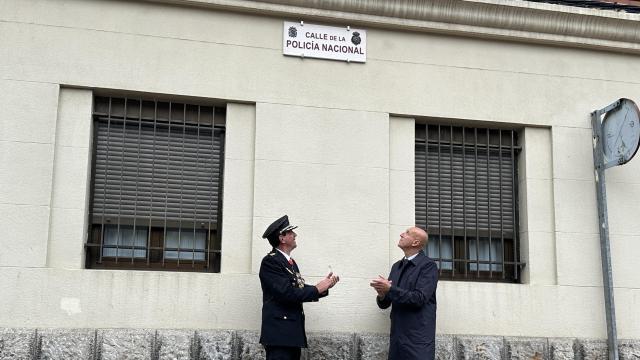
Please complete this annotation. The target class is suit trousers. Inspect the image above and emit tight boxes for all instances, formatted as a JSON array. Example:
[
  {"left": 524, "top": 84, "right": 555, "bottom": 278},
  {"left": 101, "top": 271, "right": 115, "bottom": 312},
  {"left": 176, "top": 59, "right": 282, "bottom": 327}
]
[{"left": 265, "top": 345, "right": 301, "bottom": 360}]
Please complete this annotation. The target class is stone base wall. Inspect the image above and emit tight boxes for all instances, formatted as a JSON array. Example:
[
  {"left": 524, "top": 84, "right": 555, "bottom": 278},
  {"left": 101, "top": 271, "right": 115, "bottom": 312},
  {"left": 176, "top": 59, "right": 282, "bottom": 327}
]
[{"left": 1, "top": 328, "right": 639, "bottom": 360}]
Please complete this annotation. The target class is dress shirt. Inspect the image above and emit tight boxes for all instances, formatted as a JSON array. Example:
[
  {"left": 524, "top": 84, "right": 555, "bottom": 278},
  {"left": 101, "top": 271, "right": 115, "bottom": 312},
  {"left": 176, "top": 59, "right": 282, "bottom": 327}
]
[
  {"left": 276, "top": 248, "right": 293, "bottom": 263},
  {"left": 405, "top": 252, "right": 419, "bottom": 262}
]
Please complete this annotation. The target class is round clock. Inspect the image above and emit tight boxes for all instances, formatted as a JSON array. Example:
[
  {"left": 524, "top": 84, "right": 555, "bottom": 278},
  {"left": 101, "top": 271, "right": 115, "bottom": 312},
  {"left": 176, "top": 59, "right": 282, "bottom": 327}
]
[{"left": 601, "top": 98, "right": 640, "bottom": 166}]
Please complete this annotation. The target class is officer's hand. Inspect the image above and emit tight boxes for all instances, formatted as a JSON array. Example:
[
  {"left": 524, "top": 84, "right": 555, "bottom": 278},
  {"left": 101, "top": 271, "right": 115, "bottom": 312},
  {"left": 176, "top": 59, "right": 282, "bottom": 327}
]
[
  {"left": 316, "top": 272, "right": 341, "bottom": 293},
  {"left": 315, "top": 277, "right": 333, "bottom": 293},
  {"left": 326, "top": 272, "right": 340, "bottom": 288}
]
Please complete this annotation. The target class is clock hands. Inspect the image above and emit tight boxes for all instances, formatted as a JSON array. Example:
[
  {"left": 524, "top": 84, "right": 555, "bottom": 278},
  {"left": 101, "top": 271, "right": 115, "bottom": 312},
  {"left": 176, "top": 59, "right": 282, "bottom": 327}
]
[{"left": 610, "top": 108, "right": 630, "bottom": 155}]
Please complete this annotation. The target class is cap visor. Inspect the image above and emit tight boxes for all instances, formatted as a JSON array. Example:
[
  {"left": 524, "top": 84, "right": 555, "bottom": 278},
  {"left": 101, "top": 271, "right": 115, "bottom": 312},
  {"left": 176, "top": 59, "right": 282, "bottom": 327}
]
[{"left": 280, "top": 225, "right": 298, "bottom": 233}]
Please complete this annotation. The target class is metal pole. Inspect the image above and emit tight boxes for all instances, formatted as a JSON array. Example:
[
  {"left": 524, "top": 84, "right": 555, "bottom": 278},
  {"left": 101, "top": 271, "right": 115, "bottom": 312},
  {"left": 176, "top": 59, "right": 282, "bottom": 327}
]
[{"left": 591, "top": 109, "right": 619, "bottom": 360}]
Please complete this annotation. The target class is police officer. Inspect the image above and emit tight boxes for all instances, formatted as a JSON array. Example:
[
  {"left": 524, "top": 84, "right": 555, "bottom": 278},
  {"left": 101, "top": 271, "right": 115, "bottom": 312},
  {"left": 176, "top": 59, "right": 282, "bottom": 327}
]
[{"left": 259, "top": 215, "right": 339, "bottom": 360}]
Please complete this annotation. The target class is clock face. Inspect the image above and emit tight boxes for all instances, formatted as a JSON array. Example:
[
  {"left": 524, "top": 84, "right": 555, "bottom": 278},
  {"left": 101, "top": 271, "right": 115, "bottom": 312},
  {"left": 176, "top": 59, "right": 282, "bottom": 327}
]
[{"left": 602, "top": 98, "right": 640, "bottom": 165}]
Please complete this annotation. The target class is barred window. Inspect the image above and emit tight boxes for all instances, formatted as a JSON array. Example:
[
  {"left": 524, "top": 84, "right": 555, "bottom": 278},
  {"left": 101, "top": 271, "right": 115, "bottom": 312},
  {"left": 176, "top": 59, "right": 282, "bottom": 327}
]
[
  {"left": 85, "top": 96, "right": 225, "bottom": 272},
  {"left": 415, "top": 124, "right": 524, "bottom": 282}
]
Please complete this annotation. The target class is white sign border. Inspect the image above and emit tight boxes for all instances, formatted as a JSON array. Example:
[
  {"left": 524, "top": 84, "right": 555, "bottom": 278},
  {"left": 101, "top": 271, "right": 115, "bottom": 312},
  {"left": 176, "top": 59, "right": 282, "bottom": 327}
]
[{"left": 282, "top": 21, "right": 367, "bottom": 63}]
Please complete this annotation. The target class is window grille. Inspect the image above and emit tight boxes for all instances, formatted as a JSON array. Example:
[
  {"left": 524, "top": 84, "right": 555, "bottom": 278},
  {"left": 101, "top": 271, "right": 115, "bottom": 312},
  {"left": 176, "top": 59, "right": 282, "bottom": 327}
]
[
  {"left": 415, "top": 124, "right": 525, "bottom": 282},
  {"left": 85, "top": 96, "right": 225, "bottom": 272}
]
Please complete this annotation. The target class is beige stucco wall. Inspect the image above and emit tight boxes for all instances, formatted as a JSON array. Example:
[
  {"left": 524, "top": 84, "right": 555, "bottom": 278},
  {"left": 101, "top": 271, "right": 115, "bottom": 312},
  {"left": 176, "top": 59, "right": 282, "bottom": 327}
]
[{"left": 1, "top": 0, "right": 639, "bottom": 339}]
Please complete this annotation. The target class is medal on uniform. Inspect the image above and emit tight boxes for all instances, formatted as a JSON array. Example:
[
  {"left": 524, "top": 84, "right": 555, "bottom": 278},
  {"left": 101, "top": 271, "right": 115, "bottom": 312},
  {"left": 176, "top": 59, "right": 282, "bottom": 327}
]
[
  {"left": 295, "top": 271, "right": 305, "bottom": 288},
  {"left": 285, "top": 267, "right": 305, "bottom": 288}
]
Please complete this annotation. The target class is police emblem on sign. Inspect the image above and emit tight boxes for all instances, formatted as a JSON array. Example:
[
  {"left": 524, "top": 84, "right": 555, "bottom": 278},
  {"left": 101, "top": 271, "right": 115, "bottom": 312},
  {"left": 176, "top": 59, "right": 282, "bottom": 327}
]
[
  {"left": 351, "top": 31, "right": 361, "bottom": 45},
  {"left": 288, "top": 26, "right": 297, "bottom": 38}
]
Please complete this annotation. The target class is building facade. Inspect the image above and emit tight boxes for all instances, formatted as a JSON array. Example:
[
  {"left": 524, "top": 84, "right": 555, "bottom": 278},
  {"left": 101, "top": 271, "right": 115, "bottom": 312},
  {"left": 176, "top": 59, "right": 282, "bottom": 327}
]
[{"left": 1, "top": 0, "right": 640, "bottom": 358}]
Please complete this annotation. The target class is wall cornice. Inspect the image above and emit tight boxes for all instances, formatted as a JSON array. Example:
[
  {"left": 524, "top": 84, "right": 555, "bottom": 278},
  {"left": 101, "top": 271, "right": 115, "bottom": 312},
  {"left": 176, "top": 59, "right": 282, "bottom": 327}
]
[{"left": 143, "top": 0, "right": 640, "bottom": 53}]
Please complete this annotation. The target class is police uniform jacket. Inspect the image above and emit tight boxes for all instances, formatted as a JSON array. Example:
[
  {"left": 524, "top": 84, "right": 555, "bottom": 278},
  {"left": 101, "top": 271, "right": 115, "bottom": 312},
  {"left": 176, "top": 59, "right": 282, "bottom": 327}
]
[
  {"left": 377, "top": 251, "right": 438, "bottom": 360},
  {"left": 259, "top": 249, "right": 327, "bottom": 348}
]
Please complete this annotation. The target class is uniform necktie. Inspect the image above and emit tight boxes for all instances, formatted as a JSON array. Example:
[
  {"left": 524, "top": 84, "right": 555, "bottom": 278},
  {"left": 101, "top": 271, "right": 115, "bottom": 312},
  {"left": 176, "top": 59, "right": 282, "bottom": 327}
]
[{"left": 288, "top": 258, "right": 294, "bottom": 266}]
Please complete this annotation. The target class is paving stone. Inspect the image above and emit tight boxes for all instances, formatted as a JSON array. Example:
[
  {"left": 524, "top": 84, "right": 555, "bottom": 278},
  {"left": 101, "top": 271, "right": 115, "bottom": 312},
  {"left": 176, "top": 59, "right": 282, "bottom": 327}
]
[
  {"left": 458, "top": 335, "right": 504, "bottom": 360},
  {"left": 356, "top": 333, "right": 388, "bottom": 360},
  {"left": 237, "top": 330, "right": 264, "bottom": 360},
  {"left": 618, "top": 340, "right": 640, "bottom": 360},
  {"left": 157, "top": 330, "right": 194, "bottom": 360},
  {"left": 436, "top": 335, "right": 455, "bottom": 360},
  {"left": 505, "top": 337, "right": 548, "bottom": 360},
  {"left": 578, "top": 339, "right": 608, "bottom": 360},
  {"left": 0, "top": 328, "right": 36, "bottom": 360},
  {"left": 97, "top": 329, "right": 156, "bottom": 360},
  {"left": 548, "top": 338, "right": 575, "bottom": 360},
  {"left": 38, "top": 328, "right": 95, "bottom": 360},
  {"left": 305, "top": 331, "right": 353, "bottom": 360},
  {"left": 196, "top": 329, "right": 234, "bottom": 360}
]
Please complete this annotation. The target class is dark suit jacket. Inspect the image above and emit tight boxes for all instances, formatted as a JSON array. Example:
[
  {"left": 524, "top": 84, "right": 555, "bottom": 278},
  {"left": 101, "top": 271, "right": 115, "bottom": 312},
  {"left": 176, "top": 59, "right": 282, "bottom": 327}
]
[
  {"left": 377, "top": 251, "right": 438, "bottom": 360},
  {"left": 259, "top": 249, "right": 328, "bottom": 348}
]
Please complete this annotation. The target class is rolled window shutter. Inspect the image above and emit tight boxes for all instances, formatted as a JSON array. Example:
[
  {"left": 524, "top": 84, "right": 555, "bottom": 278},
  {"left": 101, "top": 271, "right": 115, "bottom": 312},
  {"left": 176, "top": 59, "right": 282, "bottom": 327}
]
[
  {"left": 415, "top": 125, "right": 518, "bottom": 238},
  {"left": 92, "top": 109, "right": 223, "bottom": 226}
]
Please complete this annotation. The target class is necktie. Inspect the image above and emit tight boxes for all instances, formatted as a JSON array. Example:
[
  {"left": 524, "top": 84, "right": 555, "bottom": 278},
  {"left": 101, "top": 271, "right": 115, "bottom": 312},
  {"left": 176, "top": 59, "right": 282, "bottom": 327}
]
[
  {"left": 288, "top": 258, "right": 294, "bottom": 266},
  {"left": 398, "top": 259, "right": 409, "bottom": 284}
]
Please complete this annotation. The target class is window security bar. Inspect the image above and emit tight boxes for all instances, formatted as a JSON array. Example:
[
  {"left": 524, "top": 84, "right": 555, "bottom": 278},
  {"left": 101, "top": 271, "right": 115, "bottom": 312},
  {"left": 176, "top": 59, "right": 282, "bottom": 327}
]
[
  {"left": 85, "top": 96, "right": 225, "bottom": 272},
  {"left": 415, "top": 124, "right": 525, "bottom": 282}
]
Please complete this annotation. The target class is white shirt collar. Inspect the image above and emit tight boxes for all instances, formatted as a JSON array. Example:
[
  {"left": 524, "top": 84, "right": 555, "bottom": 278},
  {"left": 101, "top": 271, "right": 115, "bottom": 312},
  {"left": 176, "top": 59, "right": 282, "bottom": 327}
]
[
  {"left": 276, "top": 248, "right": 292, "bottom": 262},
  {"left": 405, "top": 252, "right": 419, "bottom": 261}
]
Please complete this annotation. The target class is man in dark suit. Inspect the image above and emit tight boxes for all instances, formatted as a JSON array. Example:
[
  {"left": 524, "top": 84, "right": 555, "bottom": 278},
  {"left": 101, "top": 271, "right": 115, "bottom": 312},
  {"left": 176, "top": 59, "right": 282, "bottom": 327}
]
[
  {"left": 370, "top": 226, "right": 438, "bottom": 360},
  {"left": 259, "top": 215, "right": 339, "bottom": 360}
]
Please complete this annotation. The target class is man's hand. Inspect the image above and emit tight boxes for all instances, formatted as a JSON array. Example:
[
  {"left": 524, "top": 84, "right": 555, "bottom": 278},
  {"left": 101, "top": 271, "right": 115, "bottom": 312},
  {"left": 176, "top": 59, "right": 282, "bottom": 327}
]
[
  {"left": 316, "top": 272, "right": 340, "bottom": 293},
  {"left": 369, "top": 275, "right": 392, "bottom": 298},
  {"left": 328, "top": 272, "right": 340, "bottom": 288}
]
